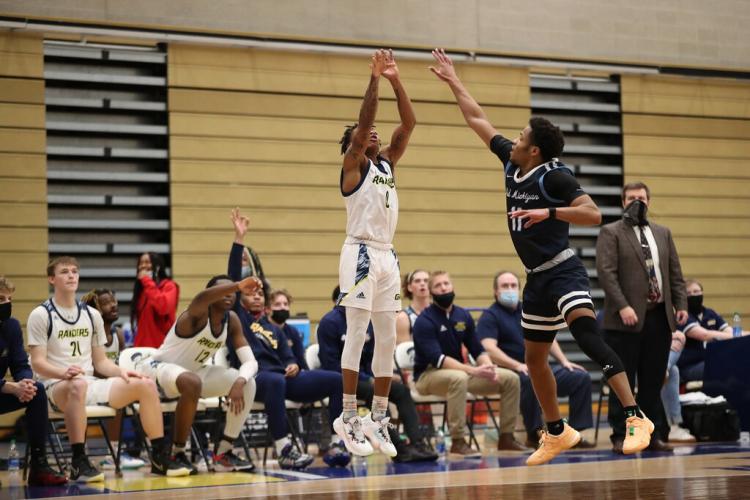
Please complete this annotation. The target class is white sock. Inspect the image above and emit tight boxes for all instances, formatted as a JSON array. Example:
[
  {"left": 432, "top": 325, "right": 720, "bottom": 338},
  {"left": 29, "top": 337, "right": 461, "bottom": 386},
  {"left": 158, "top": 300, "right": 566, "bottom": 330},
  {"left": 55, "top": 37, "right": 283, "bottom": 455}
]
[
  {"left": 371, "top": 395, "right": 389, "bottom": 422},
  {"left": 275, "top": 436, "right": 291, "bottom": 455},
  {"left": 343, "top": 393, "right": 358, "bottom": 422}
]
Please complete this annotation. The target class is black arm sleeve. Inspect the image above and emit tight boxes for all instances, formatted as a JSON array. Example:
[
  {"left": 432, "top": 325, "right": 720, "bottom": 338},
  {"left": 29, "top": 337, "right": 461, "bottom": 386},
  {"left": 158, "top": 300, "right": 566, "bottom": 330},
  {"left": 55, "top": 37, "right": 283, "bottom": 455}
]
[
  {"left": 543, "top": 169, "right": 586, "bottom": 205},
  {"left": 489, "top": 134, "right": 513, "bottom": 165}
]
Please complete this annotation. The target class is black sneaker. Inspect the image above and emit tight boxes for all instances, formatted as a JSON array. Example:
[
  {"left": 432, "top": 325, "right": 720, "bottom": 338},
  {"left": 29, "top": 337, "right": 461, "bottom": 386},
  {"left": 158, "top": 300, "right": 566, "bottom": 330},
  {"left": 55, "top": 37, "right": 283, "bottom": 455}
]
[
  {"left": 172, "top": 451, "right": 198, "bottom": 475},
  {"left": 214, "top": 450, "right": 255, "bottom": 472},
  {"left": 151, "top": 449, "right": 191, "bottom": 477},
  {"left": 28, "top": 457, "right": 68, "bottom": 486},
  {"left": 278, "top": 443, "right": 314, "bottom": 470},
  {"left": 413, "top": 439, "right": 439, "bottom": 462},
  {"left": 70, "top": 455, "right": 104, "bottom": 483}
]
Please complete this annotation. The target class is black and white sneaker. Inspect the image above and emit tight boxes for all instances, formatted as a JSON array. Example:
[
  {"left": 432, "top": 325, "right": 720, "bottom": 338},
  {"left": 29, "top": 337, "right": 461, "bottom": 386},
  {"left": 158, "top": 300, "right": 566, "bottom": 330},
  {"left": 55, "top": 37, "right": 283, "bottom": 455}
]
[
  {"left": 172, "top": 451, "right": 198, "bottom": 475},
  {"left": 70, "top": 455, "right": 104, "bottom": 483},
  {"left": 151, "top": 449, "right": 191, "bottom": 477},
  {"left": 214, "top": 450, "right": 255, "bottom": 472},
  {"left": 278, "top": 443, "right": 314, "bottom": 470}
]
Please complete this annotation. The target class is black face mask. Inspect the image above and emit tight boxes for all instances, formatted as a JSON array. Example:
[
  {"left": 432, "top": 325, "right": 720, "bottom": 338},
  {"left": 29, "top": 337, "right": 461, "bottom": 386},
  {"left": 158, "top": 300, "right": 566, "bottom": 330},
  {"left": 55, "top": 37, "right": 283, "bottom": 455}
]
[
  {"left": 271, "top": 309, "right": 290, "bottom": 324},
  {"left": 0, "top": 302, "right": 11, "bottom": 322},
  {"left": 433, "top": 292, "right": 455, "bottom": 309},
  {"left": 623, "top": 200, "right": 648, "bottom": 226},
  {"left": 687, "top": 295, "right": 703, "bottom": 315}
]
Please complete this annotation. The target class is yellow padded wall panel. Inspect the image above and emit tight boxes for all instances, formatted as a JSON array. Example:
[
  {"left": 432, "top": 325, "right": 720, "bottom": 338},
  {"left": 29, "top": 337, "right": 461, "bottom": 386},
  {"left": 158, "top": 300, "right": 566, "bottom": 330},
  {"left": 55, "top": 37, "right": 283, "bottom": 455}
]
[{"left": 622, "top": 75, "right": 750, "bottom": 317}]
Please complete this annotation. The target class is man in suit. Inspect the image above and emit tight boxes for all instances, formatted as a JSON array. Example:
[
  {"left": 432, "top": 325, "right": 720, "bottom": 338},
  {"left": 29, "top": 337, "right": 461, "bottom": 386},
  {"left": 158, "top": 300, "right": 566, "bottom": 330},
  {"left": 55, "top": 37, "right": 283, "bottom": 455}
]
[{"left": 596, "top": 181, "right": 688, "bottom": 453}]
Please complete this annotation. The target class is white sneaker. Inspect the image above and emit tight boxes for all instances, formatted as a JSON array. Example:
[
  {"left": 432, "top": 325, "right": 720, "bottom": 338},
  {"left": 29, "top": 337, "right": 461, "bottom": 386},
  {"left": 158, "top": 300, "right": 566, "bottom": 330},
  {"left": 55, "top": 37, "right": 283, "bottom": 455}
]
[
  {"left": 669, "top": 425, "right": 696, "bottom": 442},
  {"left": 100, "top": 452, "right": 146, "bottom": 470},
  {"left": 333, "top": 414, "right": 374, "bottom": 457},
  {"left": 361, "top": 414, "right": 398, "bottom": 458}
]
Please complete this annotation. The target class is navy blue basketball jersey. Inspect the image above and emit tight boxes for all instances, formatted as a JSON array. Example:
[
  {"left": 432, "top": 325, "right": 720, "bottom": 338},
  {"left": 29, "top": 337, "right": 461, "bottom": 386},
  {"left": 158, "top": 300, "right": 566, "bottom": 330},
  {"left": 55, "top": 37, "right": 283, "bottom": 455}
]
[{"left": 490, "top": 135, "right": 585, "bottom": 270}]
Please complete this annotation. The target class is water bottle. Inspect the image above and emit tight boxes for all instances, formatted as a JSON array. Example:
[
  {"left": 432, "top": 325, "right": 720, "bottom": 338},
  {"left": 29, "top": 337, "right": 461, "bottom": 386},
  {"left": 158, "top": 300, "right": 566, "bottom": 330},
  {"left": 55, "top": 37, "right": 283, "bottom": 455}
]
[
  {"left": 740, "top": 431, "right": 750, "bottom": 445},
  {"left": 435, "top": 430, "right": 447, "bottom": 460},
  {"left": 732, "top": 312, "right": 742, "bottom": 338},
  {"left": 8, "top": 438, "right": 20, "bottom": 472}
]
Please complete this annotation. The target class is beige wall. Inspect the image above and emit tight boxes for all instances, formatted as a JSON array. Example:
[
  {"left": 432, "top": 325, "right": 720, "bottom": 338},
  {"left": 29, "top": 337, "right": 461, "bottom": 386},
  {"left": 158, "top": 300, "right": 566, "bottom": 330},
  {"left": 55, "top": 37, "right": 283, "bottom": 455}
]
[
  {"left": 621, "top": 74, "right": 750, "bottom": 319},
  {"left": 0, "top": 31, "right": 47, "bottom": 328},
  {"left": 168, "top": 44, "right": 530, "bottom": 322},
  {"left": 1, "top": 0, "right": 749, "bottom": 70}
]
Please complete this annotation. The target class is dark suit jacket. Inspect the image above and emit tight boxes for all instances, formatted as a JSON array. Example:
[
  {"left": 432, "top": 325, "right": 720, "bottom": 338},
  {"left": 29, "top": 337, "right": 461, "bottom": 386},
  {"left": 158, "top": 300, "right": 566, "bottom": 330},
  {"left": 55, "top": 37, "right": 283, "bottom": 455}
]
[{"left": 596, "top": 219, "right": 687, "bottom": 333}]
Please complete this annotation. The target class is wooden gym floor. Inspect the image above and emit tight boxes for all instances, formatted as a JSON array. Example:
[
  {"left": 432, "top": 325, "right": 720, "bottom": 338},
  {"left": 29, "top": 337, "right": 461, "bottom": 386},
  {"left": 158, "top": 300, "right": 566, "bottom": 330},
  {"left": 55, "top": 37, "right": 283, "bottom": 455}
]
[{"left": 2, "top": 439, "right": 749, "bottom": 500}]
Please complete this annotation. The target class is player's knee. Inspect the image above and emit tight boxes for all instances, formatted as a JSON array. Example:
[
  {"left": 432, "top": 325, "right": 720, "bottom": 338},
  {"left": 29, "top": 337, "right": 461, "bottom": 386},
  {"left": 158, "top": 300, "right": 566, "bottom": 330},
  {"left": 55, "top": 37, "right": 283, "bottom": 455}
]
[
  {"left": 69, "top": 377, "right": 89, "bottom": 400},
  {"left": 135, "top": 377, "right": 158, "bottom": 395},
  {"left": 176, "top": 372, "right": 202, "bottom": 400}
]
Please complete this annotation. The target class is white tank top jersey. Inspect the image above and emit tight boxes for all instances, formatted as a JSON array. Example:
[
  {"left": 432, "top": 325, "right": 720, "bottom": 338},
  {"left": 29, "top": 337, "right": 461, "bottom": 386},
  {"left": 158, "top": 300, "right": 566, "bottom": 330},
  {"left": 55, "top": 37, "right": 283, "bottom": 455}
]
[
  {"left": 153, "top": 314, "right": 228, "bottom": 371},
  {"left": 104, "top": 331, "right": 120, "bottom": 363},
  {"left": 343, "top": 157, "right": 399, "bottom": 246},
  {"left": 27, "top": 300, "right": 106, "bottom": 381}
]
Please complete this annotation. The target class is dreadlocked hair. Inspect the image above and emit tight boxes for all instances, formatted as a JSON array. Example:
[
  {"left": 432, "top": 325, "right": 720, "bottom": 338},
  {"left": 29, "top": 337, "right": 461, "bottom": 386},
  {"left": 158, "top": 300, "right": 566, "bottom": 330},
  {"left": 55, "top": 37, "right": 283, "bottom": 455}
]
[{"left": 339, "top": 123, "right": 358, "bottom": 155}]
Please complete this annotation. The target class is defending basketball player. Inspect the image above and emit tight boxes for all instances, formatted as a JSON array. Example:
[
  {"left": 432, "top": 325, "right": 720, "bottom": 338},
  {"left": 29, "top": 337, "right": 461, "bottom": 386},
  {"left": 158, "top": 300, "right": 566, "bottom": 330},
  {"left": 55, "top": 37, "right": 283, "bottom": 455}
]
[
  {"left": 429, "top": 48, "right": 654, "bottom": 465},
  {"left": 334, "top": 49, "right": 416, "bottom": 457}
]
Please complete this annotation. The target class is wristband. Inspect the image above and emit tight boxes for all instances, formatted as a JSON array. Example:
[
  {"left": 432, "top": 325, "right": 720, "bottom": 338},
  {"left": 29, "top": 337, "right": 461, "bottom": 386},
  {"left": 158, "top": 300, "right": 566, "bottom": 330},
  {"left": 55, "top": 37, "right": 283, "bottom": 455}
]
[{"left": 548, "top": 207, "right": 556, "bottom": 219}]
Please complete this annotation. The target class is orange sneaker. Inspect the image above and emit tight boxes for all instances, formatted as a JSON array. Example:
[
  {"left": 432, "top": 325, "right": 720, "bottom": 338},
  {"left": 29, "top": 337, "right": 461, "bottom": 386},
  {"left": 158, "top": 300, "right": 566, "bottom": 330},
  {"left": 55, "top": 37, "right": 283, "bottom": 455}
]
[
  {"left": 623, "top": 414, "right": 654, "bottom": 454},
  {"left": 525, "top": 423, "right": 581, "bottom": 466}
]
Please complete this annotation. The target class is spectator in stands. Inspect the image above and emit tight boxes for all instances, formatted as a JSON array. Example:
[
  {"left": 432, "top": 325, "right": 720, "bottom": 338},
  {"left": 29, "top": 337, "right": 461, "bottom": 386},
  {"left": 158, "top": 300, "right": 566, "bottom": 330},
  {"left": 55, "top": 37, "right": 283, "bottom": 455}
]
[
  {"left": 0, "top": 276, "right": 67, "bottom": 486},
  {"left": 267, "top": 289, "right": 308, "bottom": 370},
  {"left": 412, "top": 271, "right": 525, "bottom": 456},
  {"left": 28, "top": 257, "right": 189, "bottom": 482},
  {"left": 396, "top": 269, "right": 430, "bottom": 344},
  {"left": 677, "top": 279, "right": 749, "bottom": 382},
  {"left": 596, "top": 181, "right": 688, "bottom": 453},
  {"left": 132, "top": 252, "right": 179, "bottom": 348},
  {"left": 227, "top": 208, "right": 349, "bottom": 469},
  {"left": 660, "top": 329, "right": 696, "bottom": 442},
  {"left": 83, "top": 288, "right": 147, "bottom": 470},
  {"left": 477, "top": 271, "right": 595, "bottom": 448},
  {"left": 318, "top": 286, "right": 438, "bottom": 462}
]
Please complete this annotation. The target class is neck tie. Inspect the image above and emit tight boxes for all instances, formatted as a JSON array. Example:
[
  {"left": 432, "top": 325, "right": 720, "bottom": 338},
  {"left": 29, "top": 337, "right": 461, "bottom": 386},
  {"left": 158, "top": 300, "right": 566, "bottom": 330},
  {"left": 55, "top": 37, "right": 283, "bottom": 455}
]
[{"left": 639, "top": 226, "right": 661, "bottom": 304}]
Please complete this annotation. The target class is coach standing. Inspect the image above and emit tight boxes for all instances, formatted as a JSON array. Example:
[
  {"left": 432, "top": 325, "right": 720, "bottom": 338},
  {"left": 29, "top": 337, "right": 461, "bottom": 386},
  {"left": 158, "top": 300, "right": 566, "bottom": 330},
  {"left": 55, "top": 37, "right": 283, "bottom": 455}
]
[{"left": 596, "top": 181, "right": 688, "bottom": 453}]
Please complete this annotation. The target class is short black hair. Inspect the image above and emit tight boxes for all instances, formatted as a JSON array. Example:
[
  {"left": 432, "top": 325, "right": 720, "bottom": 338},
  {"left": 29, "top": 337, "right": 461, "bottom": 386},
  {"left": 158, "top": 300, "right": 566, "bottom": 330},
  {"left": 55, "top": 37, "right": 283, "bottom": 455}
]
[
  {"left": 339, "top": 123, "right": 358, "bottom": 155},
  {"left": 332, "top": 286, "right": 340, "bottom": 304},
  {"left": 528, "top": 117, "right": 564, "bottom": 163},
  {"left": 206, "top": 274, "right": 232, "bottom": 288}
]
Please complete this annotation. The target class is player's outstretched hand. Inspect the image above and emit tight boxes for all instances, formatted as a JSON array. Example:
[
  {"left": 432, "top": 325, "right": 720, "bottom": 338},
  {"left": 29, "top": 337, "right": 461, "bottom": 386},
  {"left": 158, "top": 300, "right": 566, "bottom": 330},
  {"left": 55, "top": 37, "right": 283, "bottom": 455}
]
[
  {"left": 370, "top": 49, "right": 388, "bottom": 77},
  {"left": 429, "top": 48, "right": 458, "bottom": 83},
  {"left": 237, "top": 276, "right": 262, "bottom": 296},
  {"left": 381, "top": 49, "right": 400, "bottom": 82}
]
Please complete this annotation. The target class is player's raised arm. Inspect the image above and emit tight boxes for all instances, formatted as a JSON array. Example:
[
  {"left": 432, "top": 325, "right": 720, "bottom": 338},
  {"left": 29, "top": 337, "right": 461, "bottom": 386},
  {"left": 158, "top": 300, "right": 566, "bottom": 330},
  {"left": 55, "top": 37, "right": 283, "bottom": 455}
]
[
  {"left": 341, "top": 50, "right": 388, "bottom": 192},
  {"left": 176, "top": 278, "right": 262, "bottom": 336},
  {"left": 380, "top": 50, "right": 416, "bottom": 167},
  {"left": 429, "top": 48, "right": 498, "bottom": 147}
]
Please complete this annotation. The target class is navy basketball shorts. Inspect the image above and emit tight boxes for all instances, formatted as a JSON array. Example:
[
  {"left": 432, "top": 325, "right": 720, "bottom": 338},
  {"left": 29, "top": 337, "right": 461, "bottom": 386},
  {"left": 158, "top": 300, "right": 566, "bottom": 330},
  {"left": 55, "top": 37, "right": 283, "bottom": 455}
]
[{"left": 521, "top": 255, "right": 595, "bottom": 342}]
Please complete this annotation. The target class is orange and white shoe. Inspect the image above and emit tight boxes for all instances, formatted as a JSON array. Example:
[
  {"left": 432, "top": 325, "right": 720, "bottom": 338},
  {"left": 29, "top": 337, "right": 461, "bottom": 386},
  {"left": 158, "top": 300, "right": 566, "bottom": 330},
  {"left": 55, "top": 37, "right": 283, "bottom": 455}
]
[
  {"left": 623, "top": 414, "right": 654, "bottom": 454},
  {"left": 525, "top": 423, "right": 581, "bottom": 466}
]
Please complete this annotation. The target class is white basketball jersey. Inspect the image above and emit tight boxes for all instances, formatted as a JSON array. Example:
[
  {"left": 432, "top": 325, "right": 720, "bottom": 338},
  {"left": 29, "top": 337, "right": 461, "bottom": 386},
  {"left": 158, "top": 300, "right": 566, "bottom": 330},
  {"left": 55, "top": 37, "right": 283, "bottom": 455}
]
[
  {"left": 104, "top": 331, "right": 120, "bottom": 363},
  {"left": 343, "top": 157, "right": 398, "bottom": 246},
  {"left": 153, "top": 313, "right": 228, "bottom": 371},
  {"left": 33, "top": 300, "right": 103, "bottom": 381}
]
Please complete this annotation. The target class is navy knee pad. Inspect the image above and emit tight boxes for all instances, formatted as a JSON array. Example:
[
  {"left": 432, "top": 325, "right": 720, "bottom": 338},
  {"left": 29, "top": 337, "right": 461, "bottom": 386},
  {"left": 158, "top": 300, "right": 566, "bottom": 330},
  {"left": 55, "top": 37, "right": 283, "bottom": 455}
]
[{"left": 568, "top": 316, "right": 624, "bottom": 379}]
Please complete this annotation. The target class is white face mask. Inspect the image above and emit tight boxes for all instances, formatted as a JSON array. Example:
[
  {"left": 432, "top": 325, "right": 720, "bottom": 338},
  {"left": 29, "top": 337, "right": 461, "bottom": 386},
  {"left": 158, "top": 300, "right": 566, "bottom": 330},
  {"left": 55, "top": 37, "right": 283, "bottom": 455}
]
[
  {"left": 498, "top": 290, "right": 519, "bottom": 309},
  {"left": 241, "top": 266, "right": 252, "bottom": 279}
]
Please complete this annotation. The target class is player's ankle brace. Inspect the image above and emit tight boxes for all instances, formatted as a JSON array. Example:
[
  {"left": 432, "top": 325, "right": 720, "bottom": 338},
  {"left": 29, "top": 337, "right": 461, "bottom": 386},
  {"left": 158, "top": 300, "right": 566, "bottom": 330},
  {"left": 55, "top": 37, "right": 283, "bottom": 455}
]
[{"left": 568, "top": 316, "right": 624, "bottom": 379}]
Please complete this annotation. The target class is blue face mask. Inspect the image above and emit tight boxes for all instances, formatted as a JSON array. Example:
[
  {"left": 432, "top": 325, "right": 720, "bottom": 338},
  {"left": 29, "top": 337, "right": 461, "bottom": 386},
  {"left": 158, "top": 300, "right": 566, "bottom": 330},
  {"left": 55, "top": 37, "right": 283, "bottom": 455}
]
[{"left": 498, "top": 290, "right": 519, "bottom": 309}]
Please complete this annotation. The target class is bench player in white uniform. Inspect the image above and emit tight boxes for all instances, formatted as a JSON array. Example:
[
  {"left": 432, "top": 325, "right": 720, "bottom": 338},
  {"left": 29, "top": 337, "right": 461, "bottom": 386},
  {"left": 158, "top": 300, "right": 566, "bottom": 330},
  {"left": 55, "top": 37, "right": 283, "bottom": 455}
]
[
  {"left": 395, "top": 269, "right": 430, "bottom": 344},
  {"left": 28, "top": 257, "right": 189, "bottom": 482},
  {"left": 333, "top": 49, "right": 416, "bottom": 457},
  {"left": 134, "top": 274, "right": 260, "bottom": 473},
  {"left": 83, "top": 288, "right": 147, "bottom": 470}
]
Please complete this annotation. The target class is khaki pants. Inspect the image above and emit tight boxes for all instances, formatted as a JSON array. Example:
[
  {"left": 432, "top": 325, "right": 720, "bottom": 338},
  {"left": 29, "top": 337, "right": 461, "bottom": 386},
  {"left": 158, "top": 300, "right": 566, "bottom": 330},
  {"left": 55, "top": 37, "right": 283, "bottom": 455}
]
[{"left": 415, "top": 367, "right": 520, "bottom": 440}]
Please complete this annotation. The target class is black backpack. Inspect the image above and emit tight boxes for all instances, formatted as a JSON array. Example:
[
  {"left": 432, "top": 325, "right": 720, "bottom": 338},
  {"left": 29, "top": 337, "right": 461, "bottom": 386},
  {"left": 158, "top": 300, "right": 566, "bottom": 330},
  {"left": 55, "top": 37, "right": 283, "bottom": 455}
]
[{"left": 681, "top": 402, "right": 740, "bottom": 441}]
